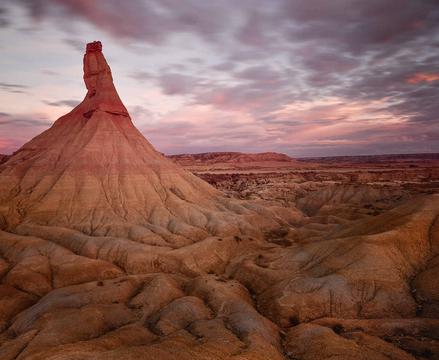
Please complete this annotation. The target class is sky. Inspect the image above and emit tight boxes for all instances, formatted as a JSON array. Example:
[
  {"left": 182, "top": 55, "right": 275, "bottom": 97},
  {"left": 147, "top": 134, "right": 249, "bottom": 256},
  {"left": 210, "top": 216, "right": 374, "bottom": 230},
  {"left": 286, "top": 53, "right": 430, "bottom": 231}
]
[{"left": 1, "top": 0, "right": 439, "bottom": 157}]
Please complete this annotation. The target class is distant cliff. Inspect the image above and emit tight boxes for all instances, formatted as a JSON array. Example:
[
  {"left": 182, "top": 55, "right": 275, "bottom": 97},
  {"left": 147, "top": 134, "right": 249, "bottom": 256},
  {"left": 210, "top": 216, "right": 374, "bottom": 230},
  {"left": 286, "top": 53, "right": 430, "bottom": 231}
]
[{"left": 168, "top": 151, "right": 299, "bottom": 167}]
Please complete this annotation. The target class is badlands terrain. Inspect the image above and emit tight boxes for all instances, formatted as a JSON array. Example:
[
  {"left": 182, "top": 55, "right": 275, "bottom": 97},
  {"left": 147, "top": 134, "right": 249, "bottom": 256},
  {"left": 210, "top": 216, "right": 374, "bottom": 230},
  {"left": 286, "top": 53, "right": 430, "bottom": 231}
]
[{"left": 0, "top": 42, "right": 438, "bottom": 360}]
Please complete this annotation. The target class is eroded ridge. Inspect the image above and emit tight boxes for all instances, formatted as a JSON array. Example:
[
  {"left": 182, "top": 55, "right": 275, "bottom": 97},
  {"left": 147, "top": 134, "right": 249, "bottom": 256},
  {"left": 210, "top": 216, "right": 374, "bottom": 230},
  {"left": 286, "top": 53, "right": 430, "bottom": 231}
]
[{"left": 1, "top": 189, "right": 438, "bottom": 359}]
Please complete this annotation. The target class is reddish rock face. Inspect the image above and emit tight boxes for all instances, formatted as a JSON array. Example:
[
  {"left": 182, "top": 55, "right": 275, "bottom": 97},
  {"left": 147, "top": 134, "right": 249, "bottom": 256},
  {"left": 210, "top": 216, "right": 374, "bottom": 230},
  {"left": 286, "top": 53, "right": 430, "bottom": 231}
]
[
  {"left": 86, "top": 41, "right": 102, "bottom": 52},
  {"left": 82, "top": 41, "right": 127, "bottom": 115}
]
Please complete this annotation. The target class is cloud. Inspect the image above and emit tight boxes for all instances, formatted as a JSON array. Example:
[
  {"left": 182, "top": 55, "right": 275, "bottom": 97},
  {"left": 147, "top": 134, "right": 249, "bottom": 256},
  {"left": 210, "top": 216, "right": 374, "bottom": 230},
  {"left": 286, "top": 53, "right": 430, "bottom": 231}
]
[
  {"left": 63, "top": 38, "right": 84, "bottom": 52},
  {"left": 281, "top": 0, "right": 439, "bottom": 55},
  {"left": 0, "top": 7, "right": 9, "bottom": 27},
  {"left": 2, "top": 0, "right": 439, "bottom": 156},
  {"left": 157, "top": 73, "right": 200, "bottom": 95},
  {"left": 211, "top": 62, "right": 236, "bottom": 72},
  {"left": 0, "top": 112, "right": 51, "bottom": 127},
  {"left": 0, "top": 82, "right": 29, "bottom": 94},
  {"left": 0, "top": 112, "right": 51, "bottom": 153},
  {"left": 129, "top": 71, "right": 153, "bottom": 82},
  {"left": 406, "top": 72, "right": 439, "bottom": 84},
  {"left": 43, "top": 99, "right": 80, "bottom": 107},
  {"left": 41, "top": 69, "right": 61, "bottom": 76},
  {"left": 12, "top": 0, "right": 234, "bottom": 44}
]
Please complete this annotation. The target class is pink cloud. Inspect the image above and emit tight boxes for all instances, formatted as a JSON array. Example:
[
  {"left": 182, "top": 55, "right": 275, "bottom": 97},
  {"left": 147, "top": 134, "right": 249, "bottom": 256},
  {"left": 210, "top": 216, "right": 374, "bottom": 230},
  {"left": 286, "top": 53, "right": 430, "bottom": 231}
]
[{"left": 406, "top": 72, "right": 439, "bottom": 84}]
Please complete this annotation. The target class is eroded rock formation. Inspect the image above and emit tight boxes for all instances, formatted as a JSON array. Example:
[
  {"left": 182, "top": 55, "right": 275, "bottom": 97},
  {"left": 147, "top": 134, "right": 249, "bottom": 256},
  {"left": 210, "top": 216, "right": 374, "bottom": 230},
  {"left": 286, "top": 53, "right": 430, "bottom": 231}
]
[
  {"left": 0, "top": 42, "right": 292, "bottom": 239},
  {"left": 0, "top": 42, "right": 438, "bottom": 359}
]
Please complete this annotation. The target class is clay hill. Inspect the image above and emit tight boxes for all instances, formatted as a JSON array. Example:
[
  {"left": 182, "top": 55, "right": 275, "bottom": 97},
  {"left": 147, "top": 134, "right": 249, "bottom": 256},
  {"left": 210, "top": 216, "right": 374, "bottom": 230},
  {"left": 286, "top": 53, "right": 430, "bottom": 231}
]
[
  {"left": 168, "top": 151, "right": 307, "bottom": 172},
  {"left": 0, "top": 42, "right": 438, "bottom": 360},
  {"left": 0, "top": 41, "right": 293, "bottom": 241},
  {"left": 168, "top": 151, "right": 295, "bottom": 164}
]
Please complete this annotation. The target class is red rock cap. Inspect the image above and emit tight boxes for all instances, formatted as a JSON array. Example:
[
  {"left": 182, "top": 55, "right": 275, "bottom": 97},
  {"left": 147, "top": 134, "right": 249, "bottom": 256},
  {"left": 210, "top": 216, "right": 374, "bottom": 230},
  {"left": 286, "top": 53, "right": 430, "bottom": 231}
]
[{"left": 86, "top": 41, "right": 102, "bottom": 53}]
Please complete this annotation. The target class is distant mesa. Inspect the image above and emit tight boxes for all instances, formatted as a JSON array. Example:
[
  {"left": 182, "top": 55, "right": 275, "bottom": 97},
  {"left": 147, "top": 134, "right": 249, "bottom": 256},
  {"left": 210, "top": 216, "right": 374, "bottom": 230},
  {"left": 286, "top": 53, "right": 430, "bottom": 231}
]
[
  {"left": 169, "top": 151, "right": 295, "bottom": 164},
  {"left": 168, "top": 151, "right": 306, "bottom": 171}
]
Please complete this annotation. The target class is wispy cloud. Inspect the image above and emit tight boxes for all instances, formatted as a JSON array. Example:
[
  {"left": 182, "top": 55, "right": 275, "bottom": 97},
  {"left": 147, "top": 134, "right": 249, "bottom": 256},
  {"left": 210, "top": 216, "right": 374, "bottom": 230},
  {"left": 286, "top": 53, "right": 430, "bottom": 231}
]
[
  {"left": 0, "top": 112, "right": 51, "bottom": 153},
  {"left": 0, "top": 82, "right": 29, "bottom": 94},
  {"left": 43, "top": 99, "right": 80, "bottom": 107}
]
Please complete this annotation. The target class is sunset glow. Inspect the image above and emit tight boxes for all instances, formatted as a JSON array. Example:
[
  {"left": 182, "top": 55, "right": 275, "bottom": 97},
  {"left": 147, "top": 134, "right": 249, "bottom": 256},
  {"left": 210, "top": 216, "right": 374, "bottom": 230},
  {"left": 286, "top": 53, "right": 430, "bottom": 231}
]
[{"left": 407, "top": 72, "right": 439, "bottom": 84}]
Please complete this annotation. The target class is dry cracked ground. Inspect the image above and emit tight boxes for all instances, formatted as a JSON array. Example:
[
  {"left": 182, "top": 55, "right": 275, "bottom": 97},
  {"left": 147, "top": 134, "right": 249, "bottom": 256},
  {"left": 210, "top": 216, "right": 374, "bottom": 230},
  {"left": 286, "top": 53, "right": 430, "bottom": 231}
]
[{"left": 1, "top": 159, "right": 439, "bottom": 360}]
